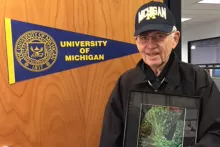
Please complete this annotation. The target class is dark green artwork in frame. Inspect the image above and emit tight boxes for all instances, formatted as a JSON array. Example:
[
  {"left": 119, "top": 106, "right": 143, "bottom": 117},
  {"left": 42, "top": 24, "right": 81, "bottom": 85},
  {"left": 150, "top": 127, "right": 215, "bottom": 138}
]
[{"left": 138, "top": 105, "right": 186, "bottom": 147}]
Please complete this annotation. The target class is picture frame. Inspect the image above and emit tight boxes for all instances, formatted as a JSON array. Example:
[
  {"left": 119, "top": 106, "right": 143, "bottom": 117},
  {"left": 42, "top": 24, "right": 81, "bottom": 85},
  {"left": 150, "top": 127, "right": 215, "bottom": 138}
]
[{"left": 123, "top": 91, "right": 201, "bottom": 147}]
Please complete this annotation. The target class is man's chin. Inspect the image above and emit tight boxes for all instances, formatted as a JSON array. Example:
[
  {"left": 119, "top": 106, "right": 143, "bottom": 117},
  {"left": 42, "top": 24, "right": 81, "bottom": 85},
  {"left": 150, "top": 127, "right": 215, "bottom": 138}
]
[{"left": 146, "top": 61, "right": 162, "bottom": 68}]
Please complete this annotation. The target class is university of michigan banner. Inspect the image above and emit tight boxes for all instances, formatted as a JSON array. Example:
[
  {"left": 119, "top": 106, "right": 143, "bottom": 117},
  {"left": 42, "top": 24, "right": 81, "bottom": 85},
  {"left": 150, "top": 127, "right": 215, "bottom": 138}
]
[{"left": 4, "top": 18, "right": 138, "bottom": 84}]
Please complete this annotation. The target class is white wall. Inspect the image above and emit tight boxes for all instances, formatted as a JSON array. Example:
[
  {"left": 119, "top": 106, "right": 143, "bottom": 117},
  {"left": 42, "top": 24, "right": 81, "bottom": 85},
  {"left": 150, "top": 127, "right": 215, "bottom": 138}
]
[{"left": 181, "top": 20, "right": 220, "bottom": 63}]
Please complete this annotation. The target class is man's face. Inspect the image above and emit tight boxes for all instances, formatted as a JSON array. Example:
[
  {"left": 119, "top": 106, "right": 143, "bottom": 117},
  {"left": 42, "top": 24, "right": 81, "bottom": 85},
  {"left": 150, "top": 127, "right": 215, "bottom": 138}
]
[{"left": 135, "top": 30, "right": 180, "bottom": 68}]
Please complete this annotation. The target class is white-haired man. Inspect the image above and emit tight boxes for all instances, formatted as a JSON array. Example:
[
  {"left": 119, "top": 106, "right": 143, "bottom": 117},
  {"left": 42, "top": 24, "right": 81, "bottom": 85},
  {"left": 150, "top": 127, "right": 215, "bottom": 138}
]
[{"left": 100, "top": 1, "right": 220, "bottom": 147}]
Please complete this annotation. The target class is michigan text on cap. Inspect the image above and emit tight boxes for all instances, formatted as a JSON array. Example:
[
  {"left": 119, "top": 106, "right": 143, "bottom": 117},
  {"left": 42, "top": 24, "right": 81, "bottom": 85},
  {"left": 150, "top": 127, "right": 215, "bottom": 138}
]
[{"left": 138, "top": 6, "right": 167, "bottom": 23}]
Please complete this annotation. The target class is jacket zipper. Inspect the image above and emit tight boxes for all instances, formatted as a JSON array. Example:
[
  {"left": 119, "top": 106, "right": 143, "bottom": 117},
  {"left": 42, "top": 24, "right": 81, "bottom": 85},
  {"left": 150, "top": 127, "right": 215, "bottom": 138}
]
[{"left": 147, "top": 78, "right": 166, "bottom": 92}]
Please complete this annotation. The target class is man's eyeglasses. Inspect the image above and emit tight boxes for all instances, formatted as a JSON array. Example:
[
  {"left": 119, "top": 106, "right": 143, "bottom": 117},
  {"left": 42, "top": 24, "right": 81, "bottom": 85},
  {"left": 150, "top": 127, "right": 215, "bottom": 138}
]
[{"left": 135, "top": 31, "right": 175, "bottom": 44}]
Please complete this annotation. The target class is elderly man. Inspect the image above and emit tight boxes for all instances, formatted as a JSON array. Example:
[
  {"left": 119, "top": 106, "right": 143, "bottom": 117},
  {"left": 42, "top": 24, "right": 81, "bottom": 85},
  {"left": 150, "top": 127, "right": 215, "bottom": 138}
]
[{"left": 99, "top": 1, "right": 220, "bottom": 147}]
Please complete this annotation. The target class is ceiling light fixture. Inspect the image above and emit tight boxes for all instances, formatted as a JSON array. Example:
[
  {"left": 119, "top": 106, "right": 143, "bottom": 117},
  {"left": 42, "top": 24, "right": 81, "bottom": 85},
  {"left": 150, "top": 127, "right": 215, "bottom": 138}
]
[
  {"left": 198, "top": 0, "right": 220, "bottom": 4},
  {"left": 181, "top": 18, "right": 192, "bottom": 22}
]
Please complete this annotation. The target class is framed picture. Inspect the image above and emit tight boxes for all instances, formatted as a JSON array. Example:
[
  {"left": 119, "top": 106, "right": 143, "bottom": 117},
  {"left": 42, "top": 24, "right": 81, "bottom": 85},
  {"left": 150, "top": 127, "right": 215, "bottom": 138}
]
[{"left": 123, "top": 91, "right": 201, "bottom": 147}]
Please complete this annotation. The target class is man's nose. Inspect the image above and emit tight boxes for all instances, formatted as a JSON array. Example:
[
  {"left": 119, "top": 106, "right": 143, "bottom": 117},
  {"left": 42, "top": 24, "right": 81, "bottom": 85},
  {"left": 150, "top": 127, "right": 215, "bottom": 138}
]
[{"left": 146, "top": 38, "right": 157, "bottom": 49}]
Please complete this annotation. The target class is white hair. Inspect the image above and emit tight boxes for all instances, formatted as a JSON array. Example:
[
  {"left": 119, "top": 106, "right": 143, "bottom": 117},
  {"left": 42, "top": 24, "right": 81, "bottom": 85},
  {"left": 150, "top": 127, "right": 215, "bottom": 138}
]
[
  {"left": 172, "top": 26, "right": 177, "bottom": 31},
  {"left": 171, "top": 26, "right": 178, "bottom": 37}
]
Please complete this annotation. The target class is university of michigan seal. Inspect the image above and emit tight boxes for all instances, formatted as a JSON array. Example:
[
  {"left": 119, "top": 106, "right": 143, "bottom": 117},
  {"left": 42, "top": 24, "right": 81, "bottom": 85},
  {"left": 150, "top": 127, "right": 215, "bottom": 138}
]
[{"left": 14, "top": 30, "right": 58, "bottom": 72}]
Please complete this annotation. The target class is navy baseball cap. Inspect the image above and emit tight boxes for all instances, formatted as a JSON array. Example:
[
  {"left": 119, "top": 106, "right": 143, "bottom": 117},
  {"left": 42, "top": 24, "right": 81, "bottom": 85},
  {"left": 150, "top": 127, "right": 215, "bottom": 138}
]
[{"left": 134, "top": 1, "right": 176, "bottom": 36}]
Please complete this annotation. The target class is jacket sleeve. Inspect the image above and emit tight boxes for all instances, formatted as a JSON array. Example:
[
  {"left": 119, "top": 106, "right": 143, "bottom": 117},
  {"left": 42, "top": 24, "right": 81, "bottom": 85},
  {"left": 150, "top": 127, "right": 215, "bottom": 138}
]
[
  {"left": 193, "top": 74, "right": 220, "bottom": 147},
  {"left": 99, "top": 78, "right": 124, "bottom": 147}
]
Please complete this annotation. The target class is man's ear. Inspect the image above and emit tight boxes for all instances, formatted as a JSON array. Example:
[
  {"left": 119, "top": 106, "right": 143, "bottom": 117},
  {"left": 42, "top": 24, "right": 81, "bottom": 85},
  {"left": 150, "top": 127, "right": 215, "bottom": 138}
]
[{"left": 172, "top": 31, "right": 180, "bottom": 48}]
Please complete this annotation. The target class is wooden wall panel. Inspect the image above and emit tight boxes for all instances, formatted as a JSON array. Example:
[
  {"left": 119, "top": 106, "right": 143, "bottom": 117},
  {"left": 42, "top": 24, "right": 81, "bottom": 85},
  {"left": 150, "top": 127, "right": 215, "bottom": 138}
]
[{"left": 0, "top": 0, "right": 162, "bottom": 147}]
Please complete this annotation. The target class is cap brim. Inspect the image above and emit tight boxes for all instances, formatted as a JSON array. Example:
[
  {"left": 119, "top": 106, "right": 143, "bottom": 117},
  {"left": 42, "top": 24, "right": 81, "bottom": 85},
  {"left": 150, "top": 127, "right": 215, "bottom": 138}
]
[{"left": 134, "top": 24, "right": 174, "bottom": 36}]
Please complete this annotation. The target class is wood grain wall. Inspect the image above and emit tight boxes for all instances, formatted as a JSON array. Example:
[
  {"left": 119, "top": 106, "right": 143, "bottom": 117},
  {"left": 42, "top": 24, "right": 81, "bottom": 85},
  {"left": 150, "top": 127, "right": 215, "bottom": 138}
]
[{"left": 0, "top": 0, "right": 162, "bottom": 147}]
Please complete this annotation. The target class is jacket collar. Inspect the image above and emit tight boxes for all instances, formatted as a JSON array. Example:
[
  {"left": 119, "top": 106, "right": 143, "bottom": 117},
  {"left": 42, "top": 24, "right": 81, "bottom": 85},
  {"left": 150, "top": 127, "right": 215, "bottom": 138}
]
[
  {"left": 134, "top": 51, "right": 181, "bottom": 86},
  {"left": 165, "top": 52, "right": 181, "bottom": 86}
]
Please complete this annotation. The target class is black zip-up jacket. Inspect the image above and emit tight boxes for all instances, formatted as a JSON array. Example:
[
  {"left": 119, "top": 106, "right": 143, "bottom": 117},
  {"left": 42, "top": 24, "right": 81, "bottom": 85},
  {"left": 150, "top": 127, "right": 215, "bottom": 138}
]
[{"left": 99, "top": 52, "right": 220, "bottom": 147}]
